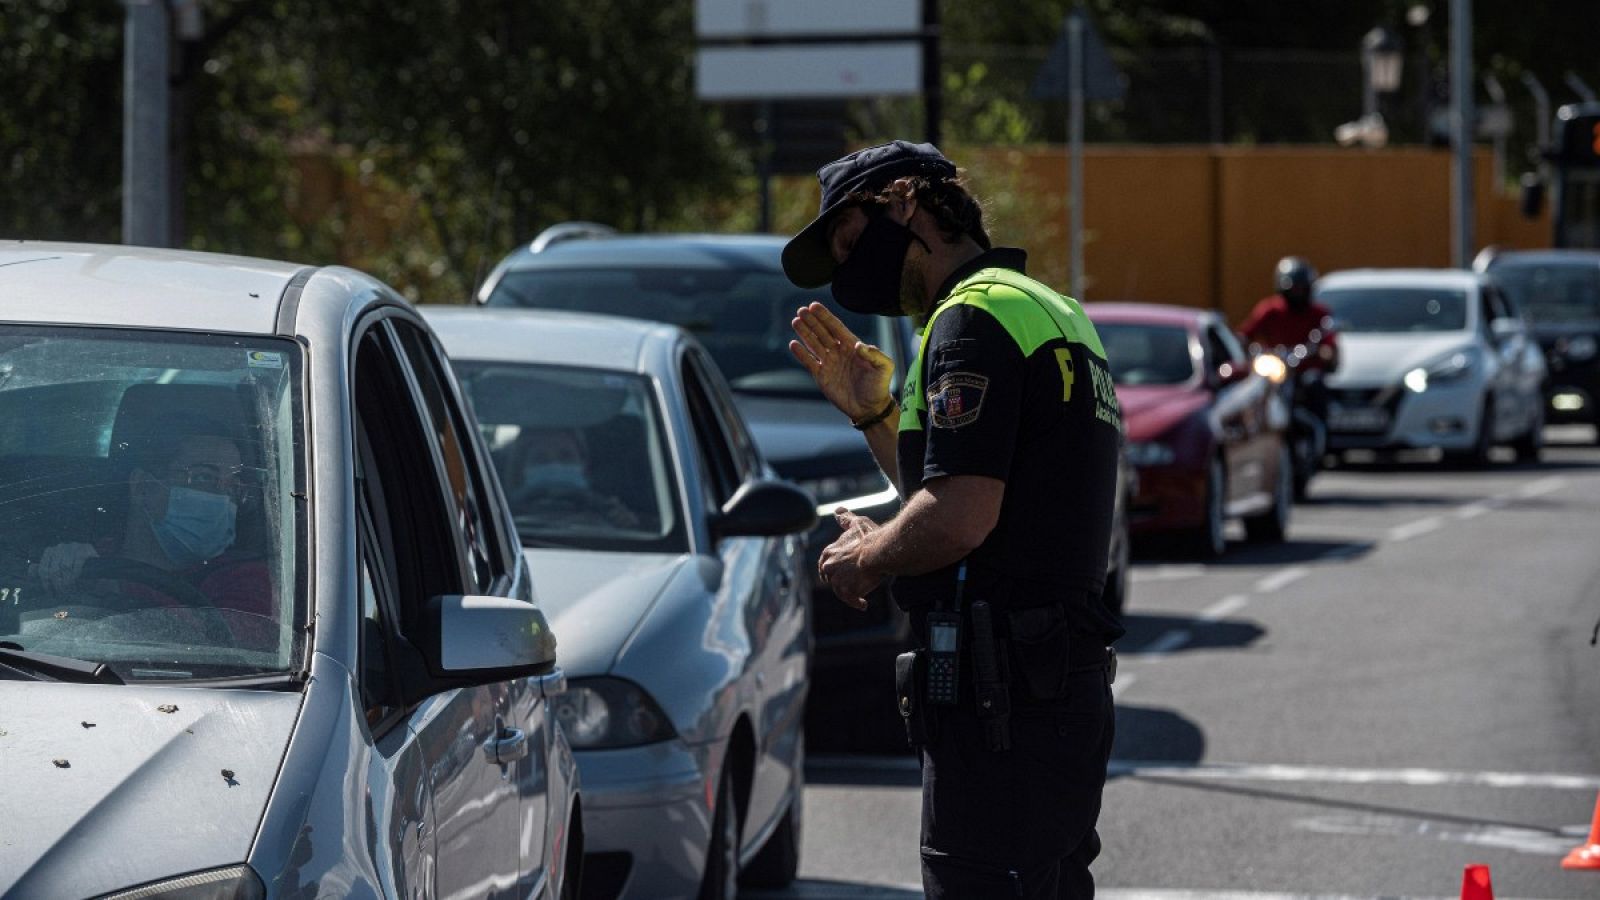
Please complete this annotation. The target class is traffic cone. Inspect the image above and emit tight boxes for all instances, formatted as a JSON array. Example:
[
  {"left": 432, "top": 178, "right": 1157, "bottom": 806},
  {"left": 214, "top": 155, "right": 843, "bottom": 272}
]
[
  {"left": 1561, "top": 790, "right": 1600, "bottom": 870},
  {"left": 1460, "top": 863, "right": 1493, "bottom": 900}
]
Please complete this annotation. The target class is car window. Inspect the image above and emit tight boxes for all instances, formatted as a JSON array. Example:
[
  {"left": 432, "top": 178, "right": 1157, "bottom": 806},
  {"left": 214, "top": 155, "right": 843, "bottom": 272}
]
[
  {"left": 689, "top": 348, "right": 760, "bottom": 481},
  {"left": 484, "top": 264, "right": 900, "bottom": 397},
  {"left": 452, "top": 361, "right": 688, "bottom": 554},
  {"left": 682, "top": 357, "right": 742, "bottom": 508},
  {"left": 352, "top": 322, "right": 468, "bottom": 628},
  {"left": 390, "top": 320, "right": 509, "bottom": 593},
  {"left": 0, "top": 328, "right": 305, "bottom": 682},
  {"left": 1318, "top": 288, "right": 1469, "bottom": 333},
  {"left": 1098, "top": 323, "right": 1196, "bottom": 386},
  {"left": 1492, "top": 263, "right": 1600, "bottom": 324}
]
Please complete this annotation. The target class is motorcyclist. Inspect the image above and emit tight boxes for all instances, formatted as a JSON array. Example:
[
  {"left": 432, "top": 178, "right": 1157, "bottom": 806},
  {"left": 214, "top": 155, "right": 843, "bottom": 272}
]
[{"left": 1240, "top": 256, "right": 1340, "bottom": 375}]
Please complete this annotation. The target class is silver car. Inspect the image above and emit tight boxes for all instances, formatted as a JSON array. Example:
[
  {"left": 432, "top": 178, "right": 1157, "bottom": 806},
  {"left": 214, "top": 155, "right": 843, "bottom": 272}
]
[
  {"left": 0, "top": 244, "right": 580, "bottom": 899},
  {"left": 425, "top": 307, "right": 816, "bottom": 900}
]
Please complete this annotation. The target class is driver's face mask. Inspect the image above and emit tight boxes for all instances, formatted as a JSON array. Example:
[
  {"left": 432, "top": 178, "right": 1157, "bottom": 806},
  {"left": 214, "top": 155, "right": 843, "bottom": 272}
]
[
  {"left": 151, "top": 486, "right": 238, "bottom": 567},
  {"left": 523, "top": 462, "right": 588, "bottom": 492}
]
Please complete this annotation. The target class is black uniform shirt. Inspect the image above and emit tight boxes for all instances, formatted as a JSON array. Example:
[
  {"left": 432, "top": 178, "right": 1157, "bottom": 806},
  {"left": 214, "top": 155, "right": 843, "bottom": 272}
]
[{"left": 892, "top": 249, "right": 1124, "bottom": 643}]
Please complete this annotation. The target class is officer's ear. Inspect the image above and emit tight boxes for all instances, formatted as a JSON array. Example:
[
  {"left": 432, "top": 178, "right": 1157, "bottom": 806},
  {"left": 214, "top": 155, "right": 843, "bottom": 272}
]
[{"left": 883, "top": 178, "right": 919, "bottom": 226}]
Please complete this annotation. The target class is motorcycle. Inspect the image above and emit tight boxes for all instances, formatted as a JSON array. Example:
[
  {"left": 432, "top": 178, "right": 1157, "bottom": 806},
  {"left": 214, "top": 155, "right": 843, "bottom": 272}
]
[{"left": 1251, "top": 329, "right": 1332, "bottom": 501}]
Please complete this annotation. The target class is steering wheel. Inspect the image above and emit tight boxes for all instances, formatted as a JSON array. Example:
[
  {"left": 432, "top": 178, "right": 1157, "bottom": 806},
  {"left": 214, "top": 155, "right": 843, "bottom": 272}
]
[{"left": 80, "top": 556, "right": 216, "bottom": 611}]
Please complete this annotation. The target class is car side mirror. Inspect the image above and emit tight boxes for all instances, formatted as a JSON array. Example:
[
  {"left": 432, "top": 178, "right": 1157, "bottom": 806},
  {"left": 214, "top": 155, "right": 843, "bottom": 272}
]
[
  {"left": 711, "top": 479, "right": 818, "bottom": 539},
  {"left": 428, "top": 594, "right": 557, "bottom": 682},
  {"left": 1490, "top": 317, "right": 1523, "bottom": 341}
]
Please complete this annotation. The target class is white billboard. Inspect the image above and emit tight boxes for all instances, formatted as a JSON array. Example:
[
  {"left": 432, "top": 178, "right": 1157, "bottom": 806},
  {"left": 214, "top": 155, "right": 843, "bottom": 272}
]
[
  {"left": 696, "top": 0, "right": 920, "bottom": 39},
  {"left": 696, "top": 43, "right": 922, "bottom": 100}
]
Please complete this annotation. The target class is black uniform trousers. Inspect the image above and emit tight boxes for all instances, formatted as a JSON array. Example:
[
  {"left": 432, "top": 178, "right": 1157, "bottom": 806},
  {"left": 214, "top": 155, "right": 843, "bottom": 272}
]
[{"left": 919, "top": 665, "right": 1115, "bottom": 899}]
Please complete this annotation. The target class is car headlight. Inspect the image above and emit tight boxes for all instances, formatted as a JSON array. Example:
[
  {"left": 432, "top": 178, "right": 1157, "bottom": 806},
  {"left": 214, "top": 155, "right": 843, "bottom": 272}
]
[
  {"left": 97, "top": 865, "right": 264, "bottom": 900},
  {"left": 1564, "top": 335, "right": 1598, "bottom": 362},
  {"left": 1404, "top": 349, "right": 1480, "bottom": 393},
  {"left": 796, "top": 470, "right": 896, "bottom": 515},
  {"left": 1125, "top": 441, "right": 1176, "bottom": 467},
  {"left": 552, "top": 676, "right": 676, "bottom": 749}
]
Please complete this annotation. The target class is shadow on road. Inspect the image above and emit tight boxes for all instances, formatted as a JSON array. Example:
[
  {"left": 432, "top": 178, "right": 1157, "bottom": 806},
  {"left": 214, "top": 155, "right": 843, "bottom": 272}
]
[
  {"left": 806, "top": 753, "right": 920, "bottom": 788},
  {"left": 1118, "top": 612, "right": 1265, "bottom": 654},
  {"left": 1110, "top": 704, "right": 1206, "bottom": 773}
]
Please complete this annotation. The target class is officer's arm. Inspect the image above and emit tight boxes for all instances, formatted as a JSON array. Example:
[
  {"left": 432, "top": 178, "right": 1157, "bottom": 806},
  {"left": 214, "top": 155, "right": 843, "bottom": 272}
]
[
  {"left": 858, "top": 473, "right": 1002, "bottom": 575},
  {"left": 857, "top": 416, "right": 902, "bottom": 497}
]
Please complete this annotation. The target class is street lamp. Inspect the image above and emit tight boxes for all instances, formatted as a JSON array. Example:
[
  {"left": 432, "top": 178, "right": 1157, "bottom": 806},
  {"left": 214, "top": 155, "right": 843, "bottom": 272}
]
[{"left": 1362, "top": 27, "right": 1404, "bottom": 118}]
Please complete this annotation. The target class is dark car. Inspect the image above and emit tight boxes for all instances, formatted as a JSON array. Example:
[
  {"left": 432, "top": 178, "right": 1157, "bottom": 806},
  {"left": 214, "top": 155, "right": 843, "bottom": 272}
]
[
  {"left": 1482, "top": 250, "right": 1600, "bottom": 438},
  {"left": 479, "top": 227, "right": 1132, "bottom": 743},
  {"left": 1087, "top": 302, "right": 1292, "bottom": 558}
]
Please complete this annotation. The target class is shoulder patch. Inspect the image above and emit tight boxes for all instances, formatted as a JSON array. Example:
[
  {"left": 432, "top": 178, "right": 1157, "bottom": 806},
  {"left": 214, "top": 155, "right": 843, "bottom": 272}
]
[{"left": 927, "top": 371, "right": 989, "bottom": 429}]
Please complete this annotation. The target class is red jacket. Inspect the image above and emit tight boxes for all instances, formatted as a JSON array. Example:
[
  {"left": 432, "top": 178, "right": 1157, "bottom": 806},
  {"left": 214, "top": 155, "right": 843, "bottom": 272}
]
[{"left": 1239, "top": 294, "right": 1339, "bottom": 371}]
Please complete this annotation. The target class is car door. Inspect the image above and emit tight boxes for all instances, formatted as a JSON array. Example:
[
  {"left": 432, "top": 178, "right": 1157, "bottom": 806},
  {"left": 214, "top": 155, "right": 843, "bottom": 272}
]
[
  {"left": 1487, "top": 284, "right": 1545, "bottom": 432},
  {"left": 351, "top": 316, "right": 549, "bottom": 898},
  {"left": 1203, "top": 321, "right": 1269, "bottom": 503},
  {"left": 1479, "top": 284, "right": 1524, "bottom": 439},
  {"left": 681, "top": 347, "right": 804, "bottom": 855}
]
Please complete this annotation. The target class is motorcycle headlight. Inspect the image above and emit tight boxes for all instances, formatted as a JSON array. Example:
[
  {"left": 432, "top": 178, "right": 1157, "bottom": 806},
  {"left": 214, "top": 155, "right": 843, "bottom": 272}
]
[
  {"left": 1125, "top": 441, "right": 1176, "bottom": 467},
  {"left": 98, "top": 865, "right": 264, "bottom": 900},
  {"left": 552, "top": 677, "right": 676, "bottom": 749},
  {"left": 1252, "top": 354, "right": 1288, "bottom": 383},
  {"left": 1565, "top": 335, "right": 1597, "bottom": 362},
  {"left": 796, "top": 470, "right": 896, "bottom": 515}
]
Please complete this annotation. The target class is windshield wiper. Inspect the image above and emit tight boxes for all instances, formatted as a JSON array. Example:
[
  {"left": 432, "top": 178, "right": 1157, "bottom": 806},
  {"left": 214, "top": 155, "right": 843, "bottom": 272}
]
[{"left": 0, "top": 645, "right": 125, "bottom": 685}]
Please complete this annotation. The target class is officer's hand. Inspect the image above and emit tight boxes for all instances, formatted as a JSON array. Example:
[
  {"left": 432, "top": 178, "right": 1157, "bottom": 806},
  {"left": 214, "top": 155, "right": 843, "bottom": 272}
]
[
  {"left": 38, "top": 542, "right": 98, "bottom": 595},
  {"left": 818, "top": 510, "right": 885, "bottom": 610},
  {"left": 790, "top": 303, "right": 896, "bottom": 423}
]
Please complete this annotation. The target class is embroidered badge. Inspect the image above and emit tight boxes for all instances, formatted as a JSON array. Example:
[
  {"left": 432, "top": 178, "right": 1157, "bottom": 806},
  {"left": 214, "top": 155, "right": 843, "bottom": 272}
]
[{"left": 927, "top": 372, "right": 989, "bottom": 428}]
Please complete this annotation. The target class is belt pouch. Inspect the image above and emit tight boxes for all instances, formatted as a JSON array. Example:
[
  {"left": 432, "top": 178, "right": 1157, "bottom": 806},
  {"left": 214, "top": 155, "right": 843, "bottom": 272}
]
[
  {"left": 895, "top": 649, "right": 930, "bottom": 749},
  {"left": 1008, "top": 605, "right": 1072, "bottom": 701}
]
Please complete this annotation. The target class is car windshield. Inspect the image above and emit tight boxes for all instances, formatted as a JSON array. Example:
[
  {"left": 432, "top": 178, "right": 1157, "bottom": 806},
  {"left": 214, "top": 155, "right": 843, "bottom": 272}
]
[
  {"left": 452, "top": 362, "right": 688, "bottom": 554},
  {"left": 1492, "top": 263, "right": 1600, "bottom": 324},
  {"left": 486, "top": 266, "right": 894, "bottom": 397},
  {"left": 0, "top": 328, "right": 305, "bottom": 683},
  {"left": 1098, "top": 323, "right": 1196, "bottom": 385},
  {"left": 1318, "top": 287, "right": 1469, "bottom": 333}
]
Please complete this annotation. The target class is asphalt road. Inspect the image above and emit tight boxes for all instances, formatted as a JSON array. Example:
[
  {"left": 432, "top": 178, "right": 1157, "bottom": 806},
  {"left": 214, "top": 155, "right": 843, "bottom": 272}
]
[{"left": 754, "top": 428, "right": 1600, "bottom": 900}]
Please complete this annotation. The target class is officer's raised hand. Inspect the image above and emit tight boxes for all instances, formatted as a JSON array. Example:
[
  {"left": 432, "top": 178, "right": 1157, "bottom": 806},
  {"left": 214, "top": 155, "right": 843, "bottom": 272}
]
[{"left": 789, "top": 303, "right": 895, "bottom": 424}]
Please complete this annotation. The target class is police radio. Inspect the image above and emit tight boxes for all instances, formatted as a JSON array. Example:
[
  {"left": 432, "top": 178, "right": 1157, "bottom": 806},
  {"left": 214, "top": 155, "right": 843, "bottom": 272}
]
[{"left": 924, "top": 563, "right": 968, "bottom": 706}]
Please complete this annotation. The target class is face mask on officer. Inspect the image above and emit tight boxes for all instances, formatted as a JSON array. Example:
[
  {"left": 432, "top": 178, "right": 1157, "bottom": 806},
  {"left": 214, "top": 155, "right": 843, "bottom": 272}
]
[{"left": 831, "top": 210, "right": 931, "bottom": 318}]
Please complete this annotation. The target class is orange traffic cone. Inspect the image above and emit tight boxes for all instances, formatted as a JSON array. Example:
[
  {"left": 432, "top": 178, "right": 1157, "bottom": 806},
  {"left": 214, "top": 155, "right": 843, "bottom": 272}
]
[
  {"left": 1561, "top": 790, "right": 1600, "bottom": 870},
  {"left": 1460, "top": 863, "right": 1494, "bottom": 900}
]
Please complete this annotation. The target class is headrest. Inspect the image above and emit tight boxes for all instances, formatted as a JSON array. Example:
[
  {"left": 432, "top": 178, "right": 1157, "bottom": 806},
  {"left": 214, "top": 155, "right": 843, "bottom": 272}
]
[{"left": 109, "top": 383, "right": 252, "bottom": 470}]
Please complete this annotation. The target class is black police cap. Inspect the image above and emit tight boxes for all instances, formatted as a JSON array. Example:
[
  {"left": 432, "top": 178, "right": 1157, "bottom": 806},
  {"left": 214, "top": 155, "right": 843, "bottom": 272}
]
[{"left": 781, "top": 140, "right": 957, "bottom": 289}]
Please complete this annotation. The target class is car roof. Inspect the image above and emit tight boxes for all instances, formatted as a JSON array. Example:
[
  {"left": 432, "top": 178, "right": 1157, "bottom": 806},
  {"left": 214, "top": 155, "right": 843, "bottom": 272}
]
[
  {"left": 1084, "top": 301, "right": 1209, "bottom": 329},
  {"left": 493, "top": 233, "right": 786, "bottom": 273},
  {"left": 1317, "top": 268, "right": 1485, "bottom": 291},
  {"left": 1488, "top": 249, "right": 1600, "bottom": 269},
  {"left": 0, "top": 241, "right": 307, "bottom": 334},
  {"left": 421, "top": 305, "right": 678, "bottom": 373}
]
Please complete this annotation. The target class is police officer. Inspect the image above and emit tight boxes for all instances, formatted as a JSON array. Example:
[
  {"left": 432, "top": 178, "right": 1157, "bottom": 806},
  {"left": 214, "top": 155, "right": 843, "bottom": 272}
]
[{"left": 783, "top": 140, "right": 1123, "bottom": 899}]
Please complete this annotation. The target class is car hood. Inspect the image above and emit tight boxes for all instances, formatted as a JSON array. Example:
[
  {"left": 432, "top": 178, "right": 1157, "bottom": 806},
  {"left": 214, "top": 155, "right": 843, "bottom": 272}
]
[
  {"left": 733, "top": 394, "right": 876, "bottom": 479},
  {"left": 1115, "top": 385, "right": 1209, "bottom": 441},
  {"left": 1329, "top": 333, "right": 1475, "bottom": 386},
  {"left": 524, "top": 548, "right": 691, "bottom": 676},
  {"left": 0, "top": 682, "right": 302, "bottom": 898}
]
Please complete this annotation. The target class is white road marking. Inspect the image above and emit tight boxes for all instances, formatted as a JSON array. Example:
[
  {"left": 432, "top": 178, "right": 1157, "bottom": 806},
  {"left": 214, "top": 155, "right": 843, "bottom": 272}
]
[
  {"left": 1138, "top": 629, "right": 1192, "bottom": 657},
  {"left": 1454, "top": 498, "right": 1502, "bottom": 520},
  {"left": 1517, "top": 475, "right": 1567, "bottom": 498},
  {"left": 1108, "top": 759, "right": 1600, "bottom": 791},
  {"left": 1254, "top": 567, "right": 1308, "bottom": 593},
  {"left": 1297, "top": 812, "right": 1584, "bottom": 858},
  {"left": 1131, "top": 564, "right": 1208, "bottom": 583},
  {"left": 1199, "top": 595, "right": 1251, "bottom": 621},
  {"left": 1387, "top": 516, "right": 1443, "bottom": 542}
]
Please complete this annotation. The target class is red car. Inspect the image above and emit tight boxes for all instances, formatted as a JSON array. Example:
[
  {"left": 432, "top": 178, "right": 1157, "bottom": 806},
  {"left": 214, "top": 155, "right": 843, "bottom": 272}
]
[{"left": 1086, "top": 303, "right": 1293, "bottom": 557}]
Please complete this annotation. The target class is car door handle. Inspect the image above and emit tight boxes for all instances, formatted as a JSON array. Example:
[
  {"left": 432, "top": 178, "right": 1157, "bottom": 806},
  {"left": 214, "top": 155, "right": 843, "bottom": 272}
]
[{"left": 484, "top": 727, "right": 530, "bottom": 765}]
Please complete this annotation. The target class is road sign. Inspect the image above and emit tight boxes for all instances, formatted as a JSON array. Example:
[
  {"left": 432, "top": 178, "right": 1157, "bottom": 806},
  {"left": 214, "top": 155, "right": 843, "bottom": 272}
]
[
  {"left": 695, "top": 0, "right": 920, "bottom": 39},
  {"left": 1031, "top": 12, "right": 1125, "bottom": 102},
  {"left": 696, "top": 43, "right": 922, "bottom": 101}
]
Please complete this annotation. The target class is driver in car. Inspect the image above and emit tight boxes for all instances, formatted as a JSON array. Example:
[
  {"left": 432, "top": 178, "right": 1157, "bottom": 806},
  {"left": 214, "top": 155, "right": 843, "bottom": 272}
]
[
  {"left": 508, "top": 426, "right": 639, "bottom": 529},
  {"left": 35, "top": 415, "right": 275, "bottom": 645}
]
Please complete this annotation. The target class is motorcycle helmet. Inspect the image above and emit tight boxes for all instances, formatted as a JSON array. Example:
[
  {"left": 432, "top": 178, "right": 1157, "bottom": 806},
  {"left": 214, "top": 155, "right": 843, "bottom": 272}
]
[{"left": 1275, "top": 256, "right": 1318, "bottom": 309}]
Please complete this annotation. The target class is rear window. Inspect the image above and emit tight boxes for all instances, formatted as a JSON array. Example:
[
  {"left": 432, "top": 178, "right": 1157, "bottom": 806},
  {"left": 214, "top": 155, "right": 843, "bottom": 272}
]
[
  {"left": 1318, "top": 287, "right": 1469, "bottom": 333},
  {"left": 485, "top": 265, "right": 897, "bottom": 397},
  {"left": 1098, "top": 323, "right": 1196, "bottom": 386},
  {"left": 1492, "top": 263, "right": 1600, "bottom": 324}
]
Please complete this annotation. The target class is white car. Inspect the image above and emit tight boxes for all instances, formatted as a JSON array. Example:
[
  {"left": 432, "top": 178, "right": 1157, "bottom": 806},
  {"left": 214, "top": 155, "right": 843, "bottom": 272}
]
[{"left": 1316, "top": 269, "right": 1547, "bottom": 464}]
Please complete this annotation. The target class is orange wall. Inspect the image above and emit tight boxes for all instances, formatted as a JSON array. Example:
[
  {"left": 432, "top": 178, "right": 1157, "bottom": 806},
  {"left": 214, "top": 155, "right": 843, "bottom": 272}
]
[{"left": 957, "top": 145, "right": 1553, "bottom": 326}]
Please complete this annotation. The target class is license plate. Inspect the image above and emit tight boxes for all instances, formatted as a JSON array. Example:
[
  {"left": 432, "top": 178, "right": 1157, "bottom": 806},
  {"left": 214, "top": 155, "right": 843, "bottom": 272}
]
[{"left": 1329, "top": 406, "right": 1389, "bottom": 432}]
